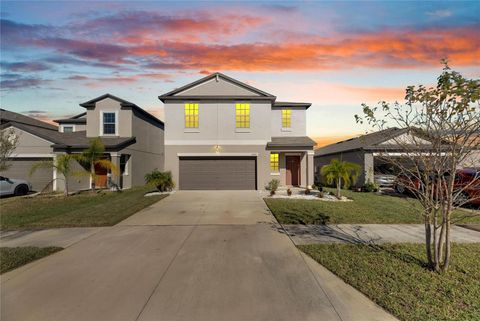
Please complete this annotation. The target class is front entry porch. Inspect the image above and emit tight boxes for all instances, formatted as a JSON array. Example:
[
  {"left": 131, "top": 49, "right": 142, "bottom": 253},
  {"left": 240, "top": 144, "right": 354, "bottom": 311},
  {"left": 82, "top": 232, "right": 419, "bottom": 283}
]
[{"left": 268, "top": 151, "right": 315, "bottom": 188}]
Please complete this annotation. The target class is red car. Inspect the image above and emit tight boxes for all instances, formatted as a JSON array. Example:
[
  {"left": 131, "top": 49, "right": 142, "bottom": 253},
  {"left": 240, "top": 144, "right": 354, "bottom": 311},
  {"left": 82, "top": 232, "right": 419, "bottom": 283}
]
[{"left": 394, "top": 169, "right": 480, "bottom": 206}]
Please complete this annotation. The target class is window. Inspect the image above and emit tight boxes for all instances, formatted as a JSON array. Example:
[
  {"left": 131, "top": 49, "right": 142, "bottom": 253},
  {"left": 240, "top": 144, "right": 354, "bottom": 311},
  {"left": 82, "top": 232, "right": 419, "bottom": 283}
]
[
  {"left": 185, "top": 103, "right": 199, "bottom": 128},
  {"left": 63, "top": 126, "right": 74, "bottom": 133},
  {"left": 236, "top": 103, "right": 250, "bottom": 128},
  {"left": 103, "top": 112, "right": 116, "bottom": 135},
  {"left": 282, "top": 109, "right": 291, "bottom": 128},
  {"left": 270, "top": 153, "right": 279, "bottom": 172}
]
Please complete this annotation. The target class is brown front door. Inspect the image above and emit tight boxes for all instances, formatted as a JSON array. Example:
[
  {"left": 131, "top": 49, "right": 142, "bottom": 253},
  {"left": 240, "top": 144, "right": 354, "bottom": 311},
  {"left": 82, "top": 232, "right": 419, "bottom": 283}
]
[
  {"left": 286, "top": 156, "right": 301, "bottom": 186},
  {"left": 94, "top": 162, "right": 108, "bottom": 188}
]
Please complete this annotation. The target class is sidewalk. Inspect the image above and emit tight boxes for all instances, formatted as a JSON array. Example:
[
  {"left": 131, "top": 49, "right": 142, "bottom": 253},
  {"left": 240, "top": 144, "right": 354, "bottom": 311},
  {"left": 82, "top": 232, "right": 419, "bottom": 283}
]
[
  {"left": 0, "top": 228, "right": 103, "bottom": 248},
  {"left": 283, "top": 224, "right": 480, "bottom": 245}
]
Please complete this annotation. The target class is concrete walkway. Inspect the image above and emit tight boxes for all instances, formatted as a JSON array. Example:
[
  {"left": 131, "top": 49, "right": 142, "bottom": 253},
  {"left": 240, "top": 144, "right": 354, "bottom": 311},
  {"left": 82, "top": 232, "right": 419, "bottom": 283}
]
[
  {"left": 0, "top": 228, "right": 103, "bottom": 248},
  {"left": 1, "top": 191, "right": 397, "bottom": 321},
  {"left": 284, "top": 224, "right": 480, "bottom": 245}
]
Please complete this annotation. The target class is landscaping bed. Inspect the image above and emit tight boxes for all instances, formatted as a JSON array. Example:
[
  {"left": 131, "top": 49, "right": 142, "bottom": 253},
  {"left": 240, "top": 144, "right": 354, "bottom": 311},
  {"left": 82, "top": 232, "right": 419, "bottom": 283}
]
[
  {"left": 265, "top": 188, "right": 480, "bottom": 224},
  {"left": 299, "top": 243, "right": 480, "bottom": 321},
  {"left": 1, "top": 246, "right": 63, "bottom": 274},
  {"left": 0, "top": 187, "right": 166, "bottom": 229}
]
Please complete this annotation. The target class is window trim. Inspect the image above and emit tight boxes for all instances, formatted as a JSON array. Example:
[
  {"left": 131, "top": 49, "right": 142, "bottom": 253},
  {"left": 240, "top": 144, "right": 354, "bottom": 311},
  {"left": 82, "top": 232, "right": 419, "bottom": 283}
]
[
  {"left": 235, "top": 103, "right": 250, "bottom": 129},
  {"left": 60, "top": 125, "right": 75, "bottom": 133},
  {"left": 281, "top": 108, "right": 292, "bottom": 130},
  {"left": 270, "top": 152, "right": 279, "bottom": 173},
  {"left": 100, "top": 111, "right": 118, "bottom": 136},
  {"left": 184, "top": 103, "right": 199, "bottom": 129}
]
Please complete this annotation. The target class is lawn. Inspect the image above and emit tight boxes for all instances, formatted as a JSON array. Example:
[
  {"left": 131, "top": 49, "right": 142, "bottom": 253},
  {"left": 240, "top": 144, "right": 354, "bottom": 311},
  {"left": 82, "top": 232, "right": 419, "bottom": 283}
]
[
  {"left": 1, "top": 246, "right": 62, "bottom": 274},
  {"left": 299, "top": 243, "right": 480, "bottom": 321},
  {"left": 0, "top": 187, "right": 166, "bottom": 230},
  {"left": 264, "top": 188, "right": 480, "bottom": 224}
]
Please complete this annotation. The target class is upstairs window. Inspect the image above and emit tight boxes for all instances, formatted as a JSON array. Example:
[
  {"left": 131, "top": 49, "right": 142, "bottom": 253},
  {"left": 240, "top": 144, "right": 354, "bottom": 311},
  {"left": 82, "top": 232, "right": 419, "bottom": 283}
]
[
  {"left": 236, "top": 103, "right": 250, "bottom": 128},
  {"left": 63, "top": 126, "right": 74, "bottom": 133},
  {"left": 103, "top": 112, "right": 116, "bottom": 135},
  {"left": 282, "top": 109, "right": 291, "bottom": 128},
  {"left": 185, "top": 103, "right": 199, "bottom": 128},
  {"left": 270, "top": 153, "right": 279, "bottom": 172}
]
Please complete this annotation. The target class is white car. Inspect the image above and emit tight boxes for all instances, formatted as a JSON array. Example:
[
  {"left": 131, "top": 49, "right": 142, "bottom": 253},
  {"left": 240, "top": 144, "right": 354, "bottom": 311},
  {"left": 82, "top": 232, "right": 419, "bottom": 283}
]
[{"left": 0, "top": 176, "right": 32, "bottom": 196}]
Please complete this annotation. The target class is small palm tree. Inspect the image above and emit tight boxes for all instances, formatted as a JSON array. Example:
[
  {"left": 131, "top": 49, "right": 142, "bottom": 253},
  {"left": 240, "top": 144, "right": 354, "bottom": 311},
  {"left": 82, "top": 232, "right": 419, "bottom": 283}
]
[
  {"left": 77, "top": 137, "right": 118, "bottom": 191},
  {"left": 30, "top": 154, "right": 83, "bottom": 196},
  {"left": 321, "top": 159, "right": 361, "bottom": 198}
]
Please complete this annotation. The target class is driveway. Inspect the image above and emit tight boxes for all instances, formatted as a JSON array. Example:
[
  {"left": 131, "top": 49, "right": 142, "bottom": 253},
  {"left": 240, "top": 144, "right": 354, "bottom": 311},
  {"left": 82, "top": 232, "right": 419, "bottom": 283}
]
[{"left": 1, "top": 191, "right": 396, "bottom": 321}]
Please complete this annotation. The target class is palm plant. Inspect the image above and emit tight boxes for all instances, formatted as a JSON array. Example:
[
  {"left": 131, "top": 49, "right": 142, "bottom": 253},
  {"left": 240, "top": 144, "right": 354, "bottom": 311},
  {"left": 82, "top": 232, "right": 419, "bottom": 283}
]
[
  {"left": 321, "top": 159, "right": 361, "bottom": 198},
  {"left": 30, "top": 154, "right": 83, "bottom": 196},
  {"left": 77, "top": 137, "right": 118, "bottom": 191},
  {"left": 145, "top": 170, "right": 175, "bottom": 192}
]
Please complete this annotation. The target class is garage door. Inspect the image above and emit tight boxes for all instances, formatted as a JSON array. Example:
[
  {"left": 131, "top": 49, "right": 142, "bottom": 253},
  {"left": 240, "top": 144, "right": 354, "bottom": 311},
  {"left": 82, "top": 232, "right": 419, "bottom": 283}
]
[
  {"left": 2, "top": 158, "right": 53, "bottom": 192},
  {"left": 179, "top": 157, "right": 256, "bottom": 190}
]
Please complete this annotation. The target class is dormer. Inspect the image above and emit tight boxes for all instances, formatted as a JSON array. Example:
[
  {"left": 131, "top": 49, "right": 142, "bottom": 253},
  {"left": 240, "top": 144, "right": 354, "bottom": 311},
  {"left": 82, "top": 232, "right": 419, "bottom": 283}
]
[{"left": 54, "top": 112, "right": 87, "bottom": 133}]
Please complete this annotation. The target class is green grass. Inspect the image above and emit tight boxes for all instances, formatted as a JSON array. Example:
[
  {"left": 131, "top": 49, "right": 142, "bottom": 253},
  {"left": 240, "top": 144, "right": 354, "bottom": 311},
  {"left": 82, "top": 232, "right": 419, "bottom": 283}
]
[
  {"left": 1, "top": 247, "right": 63, "bottom": 274},
  {"left": 264, "top": 188, "right": 480, "bottom": 224},
  {"left": 299, "top": 243, "right": 480, "bottom": 321},
  {"left": 0, "top": 187, "right": 166, "bottom": 230}
]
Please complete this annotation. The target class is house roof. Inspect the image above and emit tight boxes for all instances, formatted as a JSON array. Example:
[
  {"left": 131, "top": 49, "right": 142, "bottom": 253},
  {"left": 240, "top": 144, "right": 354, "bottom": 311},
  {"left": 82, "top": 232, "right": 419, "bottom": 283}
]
[
  {"left": 79, "top": 93, "right": 164, "bottom": 128},
  {"left": 314, "top": 128, "right": 413, "bottom": 156},
  {"left": 267, "top": 136, "right": 317, "bottom": 149},
  {"left": 54, "top": 112, "right": 87, "bottom": 124},
  {"left": 273, "top": 102, "right": 312, "bottom": 109},
  {"left": 51, "top": 132, "right": 136, "bottom": 150},
  {"left": 158, "top": 72, "right": 276, "bottom": 102},
  {"left": 0, "top": 108, "right": 58, "bottom": 131},
  {"left": 1, "top": 121, "right": 68, "bottom": 144}
]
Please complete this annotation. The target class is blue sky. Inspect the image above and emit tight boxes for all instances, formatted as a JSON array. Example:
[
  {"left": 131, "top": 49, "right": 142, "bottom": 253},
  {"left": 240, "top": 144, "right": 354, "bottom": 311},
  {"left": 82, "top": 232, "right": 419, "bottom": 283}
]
[{"left": 1, "top": 0, "right": 479, "bottom": 145}]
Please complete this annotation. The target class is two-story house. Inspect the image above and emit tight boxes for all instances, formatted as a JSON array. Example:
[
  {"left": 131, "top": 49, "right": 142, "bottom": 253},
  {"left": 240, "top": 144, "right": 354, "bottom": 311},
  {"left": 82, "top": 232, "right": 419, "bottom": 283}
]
[
  {"left": 1, "top": 94, "right": 164, "bottom": 193},
  {"left": 159, "top": 73, "right": 316, "bottom": 190}
]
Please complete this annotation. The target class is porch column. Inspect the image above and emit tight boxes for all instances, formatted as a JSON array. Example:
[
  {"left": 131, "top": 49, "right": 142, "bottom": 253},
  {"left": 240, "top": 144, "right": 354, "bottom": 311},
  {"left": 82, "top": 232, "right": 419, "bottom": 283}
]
[
  {"left": 307, "top": 151, "right": 314, "bottom": 187},
  {"left": 363, "top": 152, "right": 374, "bottom": 185},
  {"left": 110, "top": 153, "right": 121, "bottom": 190},
  {"left": 53, "top": 152, "right": 65, "bottom": 192}
]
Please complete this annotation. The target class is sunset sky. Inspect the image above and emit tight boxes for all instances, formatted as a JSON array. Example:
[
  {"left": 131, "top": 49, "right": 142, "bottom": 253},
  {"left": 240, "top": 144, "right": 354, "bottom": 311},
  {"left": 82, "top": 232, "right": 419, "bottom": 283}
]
[{"left": 1, "top": 1, "right": 479, "bottom": 147}]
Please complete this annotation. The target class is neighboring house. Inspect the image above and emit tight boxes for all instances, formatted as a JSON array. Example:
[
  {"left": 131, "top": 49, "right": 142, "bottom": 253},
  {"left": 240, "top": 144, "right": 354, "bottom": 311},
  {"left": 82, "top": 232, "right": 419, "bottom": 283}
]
[
  {"left": 0, "top": 109, "right": 60, "bottom": 191},
  {"left": 314, "top": 128, "right": 435, "bottom": 187},
  {"left": 159, "top": 72, "right": 316, "bottom": 190},
  {"left": 0, "top": 94, "right": 164, "bottom": 192}
]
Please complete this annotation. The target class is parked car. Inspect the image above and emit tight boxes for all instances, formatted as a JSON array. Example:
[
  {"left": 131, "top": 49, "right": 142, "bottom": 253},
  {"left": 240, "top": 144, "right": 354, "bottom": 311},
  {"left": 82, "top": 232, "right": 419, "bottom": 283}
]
[
  {"left": 374, "top": 174, "right": 396, "bottom": 187},
  {"left": 0, "top": 176, "right": 32, "bottom": 196},
  {"left": 393, "top": 169, "right": 480, "bottom": 206}
]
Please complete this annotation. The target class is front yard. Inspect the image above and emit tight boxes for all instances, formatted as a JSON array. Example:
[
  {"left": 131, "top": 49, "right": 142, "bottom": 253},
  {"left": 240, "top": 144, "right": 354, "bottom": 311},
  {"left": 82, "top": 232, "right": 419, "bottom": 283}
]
[
  {"left": 0, "top": 187, "right": 166, "bottom": 230},
  {"left": 1, "top": 246, "right": 63, "bottom": 274},
  {"left": 299, "top": 243, "right": 480, "bottom": 321},
  {"left": 265, "top": 188, "right": 480, "bottom": 224}
]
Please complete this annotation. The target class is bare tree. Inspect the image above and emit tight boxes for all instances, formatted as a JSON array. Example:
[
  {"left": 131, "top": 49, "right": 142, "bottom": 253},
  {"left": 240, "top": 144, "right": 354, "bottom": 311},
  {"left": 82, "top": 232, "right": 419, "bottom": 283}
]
[
  {"left": 0, "top": 128, "right": 19, "bottom": 171},
  {"left": 355, "top": 61, "right": 480, "bottom": 272}
]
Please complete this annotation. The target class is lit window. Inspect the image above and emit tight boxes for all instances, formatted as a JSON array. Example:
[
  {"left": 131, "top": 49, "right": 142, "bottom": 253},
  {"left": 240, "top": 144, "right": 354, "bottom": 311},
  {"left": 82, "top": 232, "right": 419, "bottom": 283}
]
[
  {"left": 270, "top": 153, "right": 279, "bottom": 172},
  {"left": 185, "top": 103, "right": 199, "bottom": 128},
  {"left": 282, "top": 109, "right": 291, "bottom": 128},
  {"left": 103, "top": 112, "right": 116, "bottom": 135},
  {"left": 63, "top": 126, "right": 74, "bottom": 133},
  {"left": 236, "top": 103, "right": 250, "bottom": 128}
]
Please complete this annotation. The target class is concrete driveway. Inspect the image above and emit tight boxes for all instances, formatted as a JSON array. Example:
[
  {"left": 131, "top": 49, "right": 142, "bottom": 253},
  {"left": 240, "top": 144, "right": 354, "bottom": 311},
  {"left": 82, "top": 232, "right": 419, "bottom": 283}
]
[{"left": 1, "top": 191, "right": 396, "bottom": 321}]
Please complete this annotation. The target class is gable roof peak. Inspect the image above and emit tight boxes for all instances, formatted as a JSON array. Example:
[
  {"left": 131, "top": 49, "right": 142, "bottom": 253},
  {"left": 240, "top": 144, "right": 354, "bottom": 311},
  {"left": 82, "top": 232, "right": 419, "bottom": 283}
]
[{"left": 158, "top": 72, "right": 276, "bottom": 102}]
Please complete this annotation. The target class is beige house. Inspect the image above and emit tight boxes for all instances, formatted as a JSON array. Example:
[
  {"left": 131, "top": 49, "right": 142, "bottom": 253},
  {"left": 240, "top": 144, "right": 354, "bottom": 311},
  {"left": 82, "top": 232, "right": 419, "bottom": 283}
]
[
  {"left": 160, "top": 72, "right": 316, "bottom": 190},
  {"left": 0, "top": 94, "right": 164, "bottom": 193}
]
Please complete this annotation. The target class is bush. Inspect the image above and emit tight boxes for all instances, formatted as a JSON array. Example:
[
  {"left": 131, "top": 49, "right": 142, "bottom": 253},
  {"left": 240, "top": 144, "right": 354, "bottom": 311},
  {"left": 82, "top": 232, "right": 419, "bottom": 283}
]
[
  {"left": 362, "top": 181, "right": 379, "bottom": 192},
  {"left": 305, "top": 188, "right": 311, "bottom": 195},
  {"left": 287, "top": 188, "right": 292, "bottom": 196},
  {"left": 144, "top": 170, "right": 175, "bottom": 192},
  {"left": 266, "top": 179, "right": 280, "bottom": 195}
]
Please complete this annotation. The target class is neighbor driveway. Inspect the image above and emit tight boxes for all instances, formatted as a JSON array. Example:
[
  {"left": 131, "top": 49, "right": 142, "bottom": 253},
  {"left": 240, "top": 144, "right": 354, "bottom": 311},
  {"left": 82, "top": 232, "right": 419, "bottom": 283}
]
[{"left": 1, "top": 191, "right": 397, "bottom": 321}]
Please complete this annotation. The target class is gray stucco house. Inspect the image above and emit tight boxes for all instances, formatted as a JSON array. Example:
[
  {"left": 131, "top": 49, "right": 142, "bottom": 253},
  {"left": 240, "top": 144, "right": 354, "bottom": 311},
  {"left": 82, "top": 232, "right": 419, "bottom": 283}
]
[
  {"left": 0, "top": 94, "right": 164, "bottom": 192},
  {"left": 159, "top": 72, "right": 316, "bottom": 190}
]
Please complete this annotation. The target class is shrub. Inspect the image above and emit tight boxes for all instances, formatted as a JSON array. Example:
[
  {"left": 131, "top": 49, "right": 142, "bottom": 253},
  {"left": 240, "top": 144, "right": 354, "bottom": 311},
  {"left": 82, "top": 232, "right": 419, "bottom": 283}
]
[
  {"left": 362, "top": 181, "right": 379, "bottom": 192},
  {"left": 266, "top": 179, "right": 280, "bottom": 195},
  {"left": 144, "top": 169, "right": 175, "bottom": 192},
  {"left": 287, "top": 188, "right": 292, "bottom": 196},
  {"left": 317, "top": 191, "right": 324, "bottom": 198},
  {"left": 305, "top": 188, "right": 311, "bottom": 195}
]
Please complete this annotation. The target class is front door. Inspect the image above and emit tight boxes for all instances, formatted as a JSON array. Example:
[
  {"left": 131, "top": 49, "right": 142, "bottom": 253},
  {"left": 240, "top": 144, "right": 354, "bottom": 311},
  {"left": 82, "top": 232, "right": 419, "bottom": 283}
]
[
  {"left": 286, "top": 156, "right": 301, "bottom": 186},
  {"left": 94, "top": 162, "right": 108, "bottom": 188}
]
